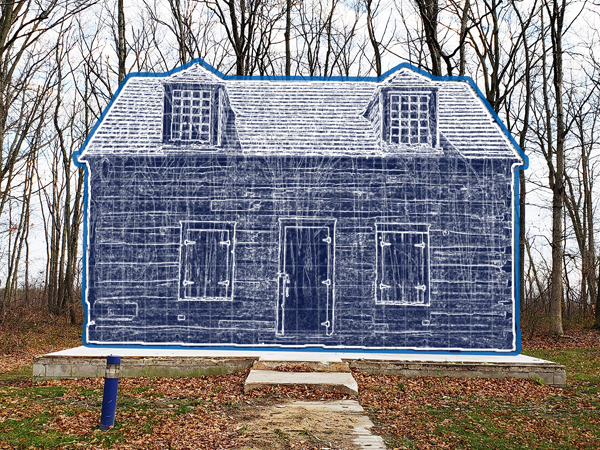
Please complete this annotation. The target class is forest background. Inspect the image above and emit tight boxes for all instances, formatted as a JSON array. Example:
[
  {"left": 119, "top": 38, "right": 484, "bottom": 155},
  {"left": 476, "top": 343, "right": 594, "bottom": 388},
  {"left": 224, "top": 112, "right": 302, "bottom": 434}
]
[{"left": 1, "top": 0, "right": 599, "bottom": 337}]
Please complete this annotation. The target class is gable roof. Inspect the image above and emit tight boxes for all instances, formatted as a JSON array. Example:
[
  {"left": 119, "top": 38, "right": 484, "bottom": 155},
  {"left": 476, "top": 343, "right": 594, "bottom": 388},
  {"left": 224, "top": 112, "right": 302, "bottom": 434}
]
[{"left": 76, "top": 61, "right": 525, "bottom": 162}]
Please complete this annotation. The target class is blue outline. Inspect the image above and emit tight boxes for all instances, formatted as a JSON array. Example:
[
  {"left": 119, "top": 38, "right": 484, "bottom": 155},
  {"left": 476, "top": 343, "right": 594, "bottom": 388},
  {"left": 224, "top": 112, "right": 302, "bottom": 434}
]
[{"left": 73, "top": 58, "right": 528, "bottom": 355}]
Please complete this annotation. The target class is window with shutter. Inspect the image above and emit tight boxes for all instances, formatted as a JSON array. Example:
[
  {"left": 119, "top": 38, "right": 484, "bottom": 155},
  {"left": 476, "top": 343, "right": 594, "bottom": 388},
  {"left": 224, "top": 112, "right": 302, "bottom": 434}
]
[
  {"left": 375, "top": 223, "right": 430, "bottom": 306},
  {"left": 178, "top": 221, "right": 236, "bottom": 301}
]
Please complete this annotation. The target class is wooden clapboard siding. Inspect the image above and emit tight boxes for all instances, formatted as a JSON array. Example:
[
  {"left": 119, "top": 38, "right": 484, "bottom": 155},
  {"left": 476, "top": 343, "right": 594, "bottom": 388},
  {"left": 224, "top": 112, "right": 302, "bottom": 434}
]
[{"left": 85, "top": 151, "right": 516, "bottom": 349}]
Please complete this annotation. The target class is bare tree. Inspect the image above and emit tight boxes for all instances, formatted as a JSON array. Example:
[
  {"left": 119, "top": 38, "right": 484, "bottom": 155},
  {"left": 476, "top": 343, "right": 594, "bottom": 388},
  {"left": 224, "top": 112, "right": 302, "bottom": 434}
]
[
  {"left": 503, "top": 0, "right": 540, "bottom": 317},
  {"left": 294, "top": 0, "right": 338, "bottom": 76},
  {"left": 330, "top": 4, "right": 365, "bottom": 76},
  {"left": 562, "top": 82, "right": 599, "bottom": 324},
  {"left": 285, "top": 0, "right": 292, "bottom": 75},
  {"left": 117, "top": 0, "right": 126, "bottom": 83},
  {"left": 396, "top": 0, "right": 471, "bottom": 76},
  {"left": 544, "top": 0, "right": 567, "bottom": 336},
  {"left": 0, "top": 1, "right": 94, "bottom": 315},
  {"left": 203, "top": 0, "right": 286, "bottom": 75},
  {"left": 413, "top": 0, "right": 442, "bottom": 75}
]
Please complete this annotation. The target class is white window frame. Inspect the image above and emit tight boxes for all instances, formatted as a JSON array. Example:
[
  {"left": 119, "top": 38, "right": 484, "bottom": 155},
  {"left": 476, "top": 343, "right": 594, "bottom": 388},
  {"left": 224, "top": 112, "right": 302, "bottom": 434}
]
[
  {"left": 389, "top": 93, "right": 431, "bottom": 146},
  {"left": 170, "top": 89, "right": 212, "bottom": 143}
]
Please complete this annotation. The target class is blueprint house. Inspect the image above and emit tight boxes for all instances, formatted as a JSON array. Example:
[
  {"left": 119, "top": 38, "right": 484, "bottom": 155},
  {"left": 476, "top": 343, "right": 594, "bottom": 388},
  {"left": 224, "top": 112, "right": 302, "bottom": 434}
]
[{"left": 74, "top": 61, "right": 527, "bottom": 352}]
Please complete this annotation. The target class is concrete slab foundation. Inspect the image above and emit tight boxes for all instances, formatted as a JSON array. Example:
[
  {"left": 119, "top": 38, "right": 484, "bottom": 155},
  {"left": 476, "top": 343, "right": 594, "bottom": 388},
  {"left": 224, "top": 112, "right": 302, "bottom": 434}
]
[{"left": 33, "top": 346, "right": 566, "bottom": 387}]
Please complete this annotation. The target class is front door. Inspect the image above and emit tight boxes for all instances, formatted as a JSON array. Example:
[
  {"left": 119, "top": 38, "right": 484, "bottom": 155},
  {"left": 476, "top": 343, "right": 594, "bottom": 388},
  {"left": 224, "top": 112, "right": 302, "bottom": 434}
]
[{"left": 277, "top": 219, "right": 335, "bottom": 337}]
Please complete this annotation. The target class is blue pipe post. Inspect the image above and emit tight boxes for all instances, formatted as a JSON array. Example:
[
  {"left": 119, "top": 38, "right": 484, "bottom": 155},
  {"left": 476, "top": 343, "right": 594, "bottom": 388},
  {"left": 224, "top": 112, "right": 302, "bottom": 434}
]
[{"left": 100, "top": 355, "right": 121, "bottom": 430}]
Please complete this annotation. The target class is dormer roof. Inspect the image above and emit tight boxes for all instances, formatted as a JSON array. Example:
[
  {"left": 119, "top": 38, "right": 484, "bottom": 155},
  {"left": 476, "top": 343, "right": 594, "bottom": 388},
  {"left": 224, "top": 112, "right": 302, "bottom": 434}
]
[{"left": 76, "top": 61, "right": 525, "bottom": 163}]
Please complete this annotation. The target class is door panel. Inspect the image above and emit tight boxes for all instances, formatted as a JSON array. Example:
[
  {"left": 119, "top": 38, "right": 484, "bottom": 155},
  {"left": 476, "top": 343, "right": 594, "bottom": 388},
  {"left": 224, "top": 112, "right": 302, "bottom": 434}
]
[{"left": 279, "top": 226, "right": 332, "bottom": 336}]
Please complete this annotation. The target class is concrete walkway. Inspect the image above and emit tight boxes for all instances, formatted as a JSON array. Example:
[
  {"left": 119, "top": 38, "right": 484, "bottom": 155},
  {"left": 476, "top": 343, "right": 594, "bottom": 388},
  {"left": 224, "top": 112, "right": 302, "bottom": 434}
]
[{"left": 281, "top": 400, "right": 386, "bottom": 449}]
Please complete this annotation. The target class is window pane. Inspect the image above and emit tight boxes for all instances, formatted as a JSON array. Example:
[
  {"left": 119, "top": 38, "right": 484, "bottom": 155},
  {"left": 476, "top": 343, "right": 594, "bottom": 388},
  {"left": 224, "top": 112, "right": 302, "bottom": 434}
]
[
  {"left": 170, "top": 89, "right": 211, "bottom": 142},
  {"left": 390, "top": 93, "right": 430, "bottom": 146}
]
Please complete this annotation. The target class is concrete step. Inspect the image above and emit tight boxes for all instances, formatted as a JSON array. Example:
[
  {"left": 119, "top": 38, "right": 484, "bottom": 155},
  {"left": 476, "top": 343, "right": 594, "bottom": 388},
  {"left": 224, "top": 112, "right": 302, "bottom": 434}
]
[
  {"left": 244, "top": 370, "right": 359, "bottom": 395},
  {"left": 252, "top": 354, "right": 351, "bottom": 372}
]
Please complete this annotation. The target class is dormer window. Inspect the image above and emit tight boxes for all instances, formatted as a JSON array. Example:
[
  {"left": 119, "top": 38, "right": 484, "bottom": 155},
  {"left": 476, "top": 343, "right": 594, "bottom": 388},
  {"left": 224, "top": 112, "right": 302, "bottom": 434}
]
[
  {"left": 374, "top": 87, "right": 438, "bottom": 149},
  {"left": 171, "top": 89, "right": 211, "bottom": 142},
  {"left": 390, "top": 94, "right": 431, "bottom": 145},
  {"left": 163, "top": 83, "right": 226, "bottom": 146}
]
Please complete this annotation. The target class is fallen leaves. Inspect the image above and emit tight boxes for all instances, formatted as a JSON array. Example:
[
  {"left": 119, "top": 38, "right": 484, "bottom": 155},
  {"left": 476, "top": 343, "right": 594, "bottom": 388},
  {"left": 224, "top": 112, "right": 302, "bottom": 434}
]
[
  {"left": 354, "top": 370, "right": 600, "bottom": 449},
  {"left": 2, "top": 312, "right": 600, "bottom": 448},
  {"left": 523, "top": 328, "right": 600, "bottom": 350}
]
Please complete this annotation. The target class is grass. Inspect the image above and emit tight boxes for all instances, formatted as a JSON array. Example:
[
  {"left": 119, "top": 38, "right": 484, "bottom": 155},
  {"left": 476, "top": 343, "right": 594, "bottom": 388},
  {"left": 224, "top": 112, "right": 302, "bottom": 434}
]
[
  {"left": 1, "top": 308, "right": 599, "bottom": 449},
  {"left": 0, "top": 376, "right": 241, "bottom": 448},
  {"left": 355, "top": 340, "right": 600, "bottom": 449},
  {"left": 2, "top": 353, "right": 599, "bottom": 449},
  {"left": 523, "top": 348, "right": 600, "bottom": 394},
  {"left": 0, "top": 364, "right": 34, "bottom": 385}
]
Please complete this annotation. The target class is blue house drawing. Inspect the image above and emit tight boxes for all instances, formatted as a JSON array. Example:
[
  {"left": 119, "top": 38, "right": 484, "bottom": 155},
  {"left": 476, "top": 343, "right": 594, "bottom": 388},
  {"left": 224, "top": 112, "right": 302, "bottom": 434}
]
[{"left": 74, "top": 61, "right": 527, "bottom": 352}]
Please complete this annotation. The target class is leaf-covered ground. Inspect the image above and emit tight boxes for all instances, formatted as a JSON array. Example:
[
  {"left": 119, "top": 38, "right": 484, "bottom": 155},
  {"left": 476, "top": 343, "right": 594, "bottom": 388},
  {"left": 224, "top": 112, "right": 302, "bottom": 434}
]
[{"left": 1, "top": 311, "right": 599, "bottom": 449}]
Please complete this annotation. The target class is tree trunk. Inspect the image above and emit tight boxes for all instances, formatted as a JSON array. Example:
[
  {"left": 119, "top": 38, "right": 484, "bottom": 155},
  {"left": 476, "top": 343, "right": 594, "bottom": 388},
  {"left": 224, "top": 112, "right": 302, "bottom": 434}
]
[
  {"left": 365, "top": 0, "right": 382, "bottom": 76},
  {"left": 547, "top": 0, "right": 566, "bottom": 336},
  {"left": 414, "top": 0, "right": 441, "bottom": 76},
  {"left": 285, "top": 0, "right": 291, "bottom": 76},
  {"left": 118, "top": 0, "right": 126, "bottom": 84},
  {"left": 594, "top": 267, "right": 600, "bottom": 329}
]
